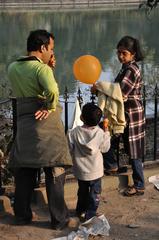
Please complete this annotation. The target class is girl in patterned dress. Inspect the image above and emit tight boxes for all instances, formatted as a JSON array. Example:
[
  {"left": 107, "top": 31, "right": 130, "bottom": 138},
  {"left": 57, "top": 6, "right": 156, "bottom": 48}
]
[{"left": 115, "top": 36, "right": 145, "bottom": 196}]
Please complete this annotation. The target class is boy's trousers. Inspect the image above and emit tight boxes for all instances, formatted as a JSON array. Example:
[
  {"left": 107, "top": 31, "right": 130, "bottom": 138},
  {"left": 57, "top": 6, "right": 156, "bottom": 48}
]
[{"left": 76, "top": 178, "right": 101, "bottom": 220}]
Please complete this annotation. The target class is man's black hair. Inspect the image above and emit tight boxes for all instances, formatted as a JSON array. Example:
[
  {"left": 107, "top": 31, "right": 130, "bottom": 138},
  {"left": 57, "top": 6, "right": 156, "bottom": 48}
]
[
  {"left": 82, "top": 103, "right": 102, "bottom": 127},
  {"left": 27, "top": 29, "right": 55, "bottom": 52}
]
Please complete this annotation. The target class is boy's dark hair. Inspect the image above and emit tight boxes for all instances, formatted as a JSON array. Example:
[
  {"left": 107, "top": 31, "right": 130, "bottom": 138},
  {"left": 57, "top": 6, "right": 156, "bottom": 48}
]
[
  {"left": 82, "top": 103, "right": 102, "bottom": 126},
  {"left": 27, "top": 29, "right": 55, "bottom": 52},
  {"left": 117, "top": 35, "right": 144, "bottom": 62}
]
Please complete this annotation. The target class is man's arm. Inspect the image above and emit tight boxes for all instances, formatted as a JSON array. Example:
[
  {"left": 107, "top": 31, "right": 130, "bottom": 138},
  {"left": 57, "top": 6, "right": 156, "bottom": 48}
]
[{"left": 35, "top": 65, "right": 59, "bottom": 120}]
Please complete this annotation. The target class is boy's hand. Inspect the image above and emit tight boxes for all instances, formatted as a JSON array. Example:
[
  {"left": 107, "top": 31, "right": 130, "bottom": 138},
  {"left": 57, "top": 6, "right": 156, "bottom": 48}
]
[
  {"left": 91, "top": 84, "right": 97, "bottom": 94},
  {"left": 103, "top": 118, "right": 109, "bottom": 131}
]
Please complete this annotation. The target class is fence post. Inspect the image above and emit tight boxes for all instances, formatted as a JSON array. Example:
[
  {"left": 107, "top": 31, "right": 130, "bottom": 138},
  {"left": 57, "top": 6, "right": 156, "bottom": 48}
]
[
  {"left": 90, "top": 92, "right": 96, "bottom": 104},
  {"left": 64, "top": 86, "right": 69, "bottom": 133},
  {"left": 77, "top": 88, "right": 83, "bottom": 109},
  {"left": 142, "top": 85, "right": 146, "bottom": 163},
  {"left": 154, "top": 84, "right": 158, "bottom": 160},
  {"left": 0, "top": 150, "right": 5, "bottom": 195},
  {"left": 0, "top": 150, "right": 1, "bottom": 190},
  {"left": 11, "top": 97, "right": 17, "bottom": 141}
]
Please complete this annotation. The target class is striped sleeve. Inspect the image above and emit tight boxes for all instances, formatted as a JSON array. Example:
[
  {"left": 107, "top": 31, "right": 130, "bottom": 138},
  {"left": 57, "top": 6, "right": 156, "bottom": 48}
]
[{"left": 120, "top": 65, "right": 141, "bottom": 100}]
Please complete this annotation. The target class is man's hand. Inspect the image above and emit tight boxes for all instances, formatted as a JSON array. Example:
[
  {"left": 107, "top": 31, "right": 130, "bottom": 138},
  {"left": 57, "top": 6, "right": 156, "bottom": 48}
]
[
  {"left": 35, "top": 109, "right": 50, "bottom": 120},
  {"left": 48, "top": 54, "right": 56, "bottom": 69}
]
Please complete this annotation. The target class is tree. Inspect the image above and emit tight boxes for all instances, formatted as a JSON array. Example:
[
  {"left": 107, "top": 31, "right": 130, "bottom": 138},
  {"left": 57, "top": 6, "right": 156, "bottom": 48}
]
[{"left": 139, "top": 0, "right": 159, "bottom": 10}]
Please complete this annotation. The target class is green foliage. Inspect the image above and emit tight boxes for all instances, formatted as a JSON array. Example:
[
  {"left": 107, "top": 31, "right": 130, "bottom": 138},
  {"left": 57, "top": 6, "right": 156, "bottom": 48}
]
[{"left": 139, "top": 0, "right": 159, "bottom": 15}]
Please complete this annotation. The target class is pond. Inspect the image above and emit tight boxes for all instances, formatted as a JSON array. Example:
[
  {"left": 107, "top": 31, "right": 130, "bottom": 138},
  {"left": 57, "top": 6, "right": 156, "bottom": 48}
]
[{"left": 0, "top": 7, "right": 159, "bottom": 98}]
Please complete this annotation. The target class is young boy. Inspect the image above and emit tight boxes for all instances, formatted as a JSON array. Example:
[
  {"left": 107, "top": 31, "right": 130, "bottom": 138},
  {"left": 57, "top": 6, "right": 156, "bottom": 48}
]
[{"left": 67, "top": 103, "right": 110, "bottom": 220}]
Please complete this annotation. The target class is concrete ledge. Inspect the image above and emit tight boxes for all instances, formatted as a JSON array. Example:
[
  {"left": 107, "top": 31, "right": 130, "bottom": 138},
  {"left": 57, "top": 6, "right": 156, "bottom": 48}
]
[
  {"left": 144, "top": 159, "right": 159, "bottom": 168},
  {"left": 118, "top": 173, "right": 132, "bottom": 190},
  {"left": 0, "top": 164, "right": 158, "bottom": 215},
  {"left": 32, "top": 188, "right": 48, "bottom": 206},
  {"left": 0, "top": 196, "right": 12, "bottom": 213}
]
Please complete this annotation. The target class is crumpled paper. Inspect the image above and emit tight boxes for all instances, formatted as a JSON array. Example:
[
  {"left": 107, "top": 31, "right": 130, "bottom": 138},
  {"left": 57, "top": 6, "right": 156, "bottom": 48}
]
[
  {"left": 149, "top": 175, "right": 159, "bottom": 190},
  {"left": 52, "top": 214, "right": 110, "bottom": 240}
]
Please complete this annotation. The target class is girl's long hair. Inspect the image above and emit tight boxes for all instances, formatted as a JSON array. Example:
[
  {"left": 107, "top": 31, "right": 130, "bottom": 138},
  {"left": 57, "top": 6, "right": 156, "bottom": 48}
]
[{"left": 117, "top": 36, "right": 144, "bottom": 62}]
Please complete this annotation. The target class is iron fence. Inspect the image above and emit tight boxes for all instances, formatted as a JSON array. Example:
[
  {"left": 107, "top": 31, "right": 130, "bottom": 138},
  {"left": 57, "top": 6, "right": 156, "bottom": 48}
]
[
  {"left": 0, "top": 0, "right": 143, "bottom": 10},
  {"left": 0, "top": 84, "right": 159, "bottom": 193}
]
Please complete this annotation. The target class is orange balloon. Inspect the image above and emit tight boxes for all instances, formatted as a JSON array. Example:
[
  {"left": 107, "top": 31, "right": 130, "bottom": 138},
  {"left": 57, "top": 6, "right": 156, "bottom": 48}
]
[{"left": 73, "top": 55, "right": 102, "bottom": 84}]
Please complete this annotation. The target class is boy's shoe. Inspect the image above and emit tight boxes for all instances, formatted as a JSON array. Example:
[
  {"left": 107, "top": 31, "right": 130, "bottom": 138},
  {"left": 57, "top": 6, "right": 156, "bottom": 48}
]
[
  {"left": 76, "top": 212, "right": 86, "bottom": 222},
  {"left": 67, "top": 217, "right": 80, "bottom": 228}
]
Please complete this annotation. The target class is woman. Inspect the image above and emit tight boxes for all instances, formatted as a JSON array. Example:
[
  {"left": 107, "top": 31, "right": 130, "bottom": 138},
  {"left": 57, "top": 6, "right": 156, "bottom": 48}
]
[{"left": 93, "top": 36, "right": 145, "bottom": 196}]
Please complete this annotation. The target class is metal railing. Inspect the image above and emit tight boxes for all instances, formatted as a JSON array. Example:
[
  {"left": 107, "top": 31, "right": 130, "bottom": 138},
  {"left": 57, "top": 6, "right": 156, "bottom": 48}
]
[
  {"left": 0, "top": 84, "right": 159, "bottom": 192},
  {"left": 0, "top": 0, "right": 143, "bottom": 10}
]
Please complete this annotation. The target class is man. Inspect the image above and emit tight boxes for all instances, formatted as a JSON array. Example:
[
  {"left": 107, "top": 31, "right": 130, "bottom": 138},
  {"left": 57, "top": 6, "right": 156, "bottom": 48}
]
[{"left": 8, "top": 29, "right": 73, "bottom": 229}]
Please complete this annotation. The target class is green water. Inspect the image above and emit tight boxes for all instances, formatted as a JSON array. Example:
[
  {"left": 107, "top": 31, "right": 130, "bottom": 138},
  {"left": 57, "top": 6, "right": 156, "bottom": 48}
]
[{"left": 0, "top": 8, "right": 159, "bottom": 97}]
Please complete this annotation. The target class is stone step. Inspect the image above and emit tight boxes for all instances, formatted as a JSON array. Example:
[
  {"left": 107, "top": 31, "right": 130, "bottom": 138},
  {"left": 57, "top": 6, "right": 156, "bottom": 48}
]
[
  {"left": 0, "top": 196, "right": 13, "bottom": 214},
  {"left": 1, "top": 165, "right": 159, "bottom": 215}
]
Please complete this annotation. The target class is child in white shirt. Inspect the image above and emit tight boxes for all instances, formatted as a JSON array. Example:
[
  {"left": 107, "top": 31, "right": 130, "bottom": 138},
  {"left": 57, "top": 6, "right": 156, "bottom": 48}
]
[{"left": 67, "top": 103, "right": 110, "bottom": 220}]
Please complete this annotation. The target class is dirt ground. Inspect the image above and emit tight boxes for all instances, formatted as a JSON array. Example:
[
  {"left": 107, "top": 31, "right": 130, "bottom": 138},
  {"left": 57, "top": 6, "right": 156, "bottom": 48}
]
[{"left": 0, "top": 167, "right": 159, "bottom": 240}]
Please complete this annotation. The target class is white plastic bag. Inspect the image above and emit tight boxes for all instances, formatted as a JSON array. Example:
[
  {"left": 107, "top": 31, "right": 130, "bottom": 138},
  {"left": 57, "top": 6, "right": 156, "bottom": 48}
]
[{"left": 149, "top": 175, "right": 159, "bottom": 190}]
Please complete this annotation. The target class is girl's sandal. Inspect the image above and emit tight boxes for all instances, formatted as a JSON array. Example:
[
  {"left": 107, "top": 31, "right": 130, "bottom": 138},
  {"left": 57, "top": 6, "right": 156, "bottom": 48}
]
[{"left": 124, "top": 187, "right": 144, "bottom": 197}]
